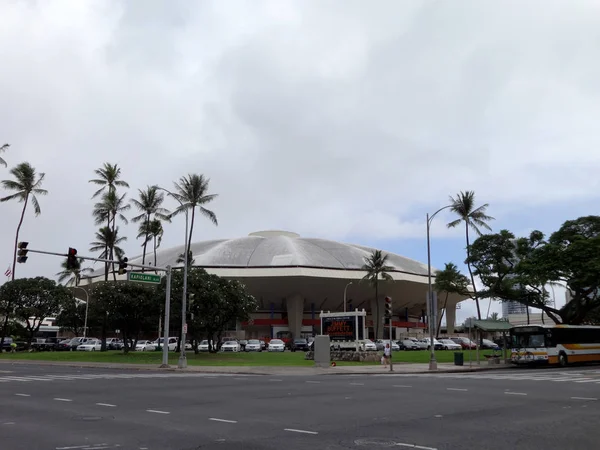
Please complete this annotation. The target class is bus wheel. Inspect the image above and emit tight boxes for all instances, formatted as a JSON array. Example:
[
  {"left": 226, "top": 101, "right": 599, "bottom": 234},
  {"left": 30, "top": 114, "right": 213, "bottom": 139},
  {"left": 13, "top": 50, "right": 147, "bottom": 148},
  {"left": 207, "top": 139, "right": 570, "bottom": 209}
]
[{"left": 559, "top": 352, "right": 568, "bottom": 367}]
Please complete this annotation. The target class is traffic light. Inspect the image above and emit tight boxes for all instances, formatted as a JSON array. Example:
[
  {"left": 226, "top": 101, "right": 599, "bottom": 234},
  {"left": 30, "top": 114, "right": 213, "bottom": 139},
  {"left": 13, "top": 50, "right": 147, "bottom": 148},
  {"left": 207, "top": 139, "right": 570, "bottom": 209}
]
[
  {"left": 17, "top": 242, "right": 29, "bottom": 263},
  {"left": 118, "top": 257, "right": 128, "bottom": 275},
  {"left": 384, "top": 296, "right": 392, "bottom": 318},
  {"left": 66, "top": 248, "right": 78, "bottom": 270}
]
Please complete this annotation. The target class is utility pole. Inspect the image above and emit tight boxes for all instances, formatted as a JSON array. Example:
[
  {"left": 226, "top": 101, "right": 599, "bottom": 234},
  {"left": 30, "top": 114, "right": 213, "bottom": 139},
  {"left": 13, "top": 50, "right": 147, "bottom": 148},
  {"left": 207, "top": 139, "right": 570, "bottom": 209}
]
[{"left": 385, "top": 296, "right": 393, "bottom": 372}]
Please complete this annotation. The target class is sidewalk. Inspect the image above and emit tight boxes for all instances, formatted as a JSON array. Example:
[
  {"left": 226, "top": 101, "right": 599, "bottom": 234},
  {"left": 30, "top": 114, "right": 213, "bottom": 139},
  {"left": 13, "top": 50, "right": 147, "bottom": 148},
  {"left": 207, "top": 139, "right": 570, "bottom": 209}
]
[{"left": 0, "top": 359, "right": 514, "bottom": 375}]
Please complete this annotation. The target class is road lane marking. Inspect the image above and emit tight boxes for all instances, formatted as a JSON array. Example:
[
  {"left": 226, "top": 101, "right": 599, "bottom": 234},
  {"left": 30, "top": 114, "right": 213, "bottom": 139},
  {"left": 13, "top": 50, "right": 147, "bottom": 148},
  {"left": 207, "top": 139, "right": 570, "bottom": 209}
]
[
  {"left": 96, "top": 403, "right": 117, "bottom": 407},
  {"left": 504, "top": 392, "right": 527, "bottom": 396},
  {"left": 209, "top": 418, "right": 238, "bottom": 423},
  {"left": 56, "top": 446, "right": 94, "bottom": 449},
  {"left": 146, "top": 409, "right": 170, "bottom": 414},
  {"left": 284, "top": 428, "right": 318, "bottom": 435},
  {"left": 396, "top": 443, "right": 437, "bottom": 450},
  {"left": 446, "top": 388, "right": 468, "bottom": 391},
  {"left": 269, "top": 379, "right": 283, "bottom": 382},
  {"left": 15, "top": 393, "right": 30, "bottom": 397},
  {"left": 54, "top": 398, "right": 72, "bottom": 402},
  {"left": 393, "top": 385, "right": 412, "bottom": 388},
  {"left": 305, "top": 381, "right": 320, "bottom": 384},
  {"left": 349, "top": 382, "right": 365, "bottom": 386},
  {"left": 571, "top": 397, "right": 597, "bottom": 401},
  {"left": 574, "top": 379, "right": 600, "bottom": 383},
  {"left": 3, "top": 422, "right": 15, "bottom": 425}
]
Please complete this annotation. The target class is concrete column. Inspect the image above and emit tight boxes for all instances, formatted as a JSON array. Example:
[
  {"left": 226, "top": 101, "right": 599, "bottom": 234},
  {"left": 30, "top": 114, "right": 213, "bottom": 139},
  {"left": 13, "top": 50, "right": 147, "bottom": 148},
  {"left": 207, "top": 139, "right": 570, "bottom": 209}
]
[
  {"left": 286, "top": 294, "right": 304, "bottom": 339},
  {"left": 370, "top": 297, "right": 385, "bottom": 339},
  {"left": 446, "top": 301, "right": 457, "bottom": 334}
]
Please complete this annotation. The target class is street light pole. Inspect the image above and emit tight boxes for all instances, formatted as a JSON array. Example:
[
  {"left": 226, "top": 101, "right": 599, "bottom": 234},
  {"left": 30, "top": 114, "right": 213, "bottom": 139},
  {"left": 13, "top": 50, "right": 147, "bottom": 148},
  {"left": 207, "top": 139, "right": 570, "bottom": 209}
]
[
  {"left": 426, "top": 204, "right": 453, "bottom": 371},
  {"left": 343, "top": 282, "right": 353, "bottom": 312},
  {"left": 160, "top": 265, "right": 172, "bottom": 368},
  {"left": 157, "top": 186, "right": 190, "bottom": 369},
  {"left": 71, "top": 286, "right": 89, "bottom": 338}
]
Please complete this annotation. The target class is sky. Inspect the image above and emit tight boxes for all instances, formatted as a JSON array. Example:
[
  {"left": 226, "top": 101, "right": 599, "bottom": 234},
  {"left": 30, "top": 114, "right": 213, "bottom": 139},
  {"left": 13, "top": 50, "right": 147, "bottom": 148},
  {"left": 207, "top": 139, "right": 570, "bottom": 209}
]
[{"left": 1, "top": 0, "right": 597, "bottom": 323}]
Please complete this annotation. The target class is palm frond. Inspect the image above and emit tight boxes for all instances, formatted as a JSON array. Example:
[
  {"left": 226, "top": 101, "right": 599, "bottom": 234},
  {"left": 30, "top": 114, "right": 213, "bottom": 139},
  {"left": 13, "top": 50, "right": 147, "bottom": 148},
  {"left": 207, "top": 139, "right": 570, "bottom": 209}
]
[
  {"left": 199, "top": 207, "right": 218, "bottom": 226},
  {"left": 31, "top": 194, "right": 42, "bottom": 216}
]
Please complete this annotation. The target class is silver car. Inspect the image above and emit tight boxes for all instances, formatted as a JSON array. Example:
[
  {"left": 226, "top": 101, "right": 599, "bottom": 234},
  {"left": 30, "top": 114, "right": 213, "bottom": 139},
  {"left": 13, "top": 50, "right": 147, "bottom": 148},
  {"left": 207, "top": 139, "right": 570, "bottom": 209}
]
[
  {"left": 245, "top": 339, "right": 262, "bottom": 352},
  {"left": 267, "top": 339, "right": 285, "bottom": 352}
]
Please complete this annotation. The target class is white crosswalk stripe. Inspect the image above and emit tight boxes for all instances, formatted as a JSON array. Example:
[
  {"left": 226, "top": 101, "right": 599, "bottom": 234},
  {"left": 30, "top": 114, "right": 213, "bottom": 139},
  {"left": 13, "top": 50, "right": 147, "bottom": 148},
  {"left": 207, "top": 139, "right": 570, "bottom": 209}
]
[
  {"left": 0, "top": 372, "right": 254, "bottom": 384},
  {"left": 373, "top": 370, "right": 600, "bottom": 384}
]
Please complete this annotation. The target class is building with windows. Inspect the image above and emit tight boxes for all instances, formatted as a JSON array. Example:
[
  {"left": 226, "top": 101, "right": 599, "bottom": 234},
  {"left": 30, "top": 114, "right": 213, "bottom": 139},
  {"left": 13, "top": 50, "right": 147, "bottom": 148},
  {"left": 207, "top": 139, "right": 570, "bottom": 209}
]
[
  {"left": 502, "top": 300, "right": 528, "bottom": 317},
  {"left": 85, "top": 230, "right": 469, "bottom": 340}
]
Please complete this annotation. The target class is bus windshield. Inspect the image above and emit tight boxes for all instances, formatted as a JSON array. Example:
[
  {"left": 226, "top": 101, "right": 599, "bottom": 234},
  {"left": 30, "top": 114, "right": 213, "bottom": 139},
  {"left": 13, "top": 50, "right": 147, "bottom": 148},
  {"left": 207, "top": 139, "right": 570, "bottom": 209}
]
[{"left": 511, "top": 327, "right": 547, "bottom": 348}]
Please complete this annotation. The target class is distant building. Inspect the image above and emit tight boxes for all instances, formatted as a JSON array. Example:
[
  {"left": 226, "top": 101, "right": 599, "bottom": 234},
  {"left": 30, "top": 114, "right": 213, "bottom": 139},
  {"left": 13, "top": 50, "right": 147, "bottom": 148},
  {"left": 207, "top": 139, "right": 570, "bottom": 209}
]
[{"left": 502, "top": 301, "right": 528, "bottom": 317}]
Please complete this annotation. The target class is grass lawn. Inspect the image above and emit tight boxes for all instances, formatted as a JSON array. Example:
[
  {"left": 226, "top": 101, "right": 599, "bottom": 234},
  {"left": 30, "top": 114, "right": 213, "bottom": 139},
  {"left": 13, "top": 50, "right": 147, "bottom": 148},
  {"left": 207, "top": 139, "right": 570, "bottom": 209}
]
[{"left": 0, "top": 349, "right": 501, "bottom": 366}]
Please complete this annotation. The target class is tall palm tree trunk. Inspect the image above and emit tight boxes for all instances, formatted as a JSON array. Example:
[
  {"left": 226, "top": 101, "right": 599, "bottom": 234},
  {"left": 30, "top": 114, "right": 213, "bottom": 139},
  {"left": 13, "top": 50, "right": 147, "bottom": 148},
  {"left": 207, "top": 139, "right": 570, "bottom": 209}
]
[
  {"left": 465, "top": 223, "right": 481, "bottom": 320},
  {"left": 436, "top": 293, "right": 449, "bottom": 339},
  {"left": 141, "top": 213, "right": 150, "bottom": 273},
  {"left": 374, "top": 281, "right": 379, "bottom": 339},
  {"left": 11, "top": 195, "right": 29, "bottom": 280},
  {"left": 187, "top": 207, "right": 196, "bottom": 265},
  {"left": 110, "top": 217, "right": 117, "bottom": 281},
  {"left": 104, "top": 216, "right": 110, "bottom": 282},
  {"left": 153, "top": 235, "right": 158, "bottom": 274}
]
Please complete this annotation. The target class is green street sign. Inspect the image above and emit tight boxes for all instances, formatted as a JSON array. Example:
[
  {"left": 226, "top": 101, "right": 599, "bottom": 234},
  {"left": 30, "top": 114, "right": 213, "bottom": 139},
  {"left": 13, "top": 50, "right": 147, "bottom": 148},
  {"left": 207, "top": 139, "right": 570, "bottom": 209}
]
[{"left": 128, "top": 272, "right": 161, "bottom": 284}]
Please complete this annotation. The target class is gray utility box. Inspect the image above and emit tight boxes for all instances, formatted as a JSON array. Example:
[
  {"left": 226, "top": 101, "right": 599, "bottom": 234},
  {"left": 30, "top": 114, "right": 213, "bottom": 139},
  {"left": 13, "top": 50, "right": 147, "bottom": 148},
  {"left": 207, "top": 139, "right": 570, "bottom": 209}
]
[{"left": 313, "top": 335, "right": 331, "bottom": 368}]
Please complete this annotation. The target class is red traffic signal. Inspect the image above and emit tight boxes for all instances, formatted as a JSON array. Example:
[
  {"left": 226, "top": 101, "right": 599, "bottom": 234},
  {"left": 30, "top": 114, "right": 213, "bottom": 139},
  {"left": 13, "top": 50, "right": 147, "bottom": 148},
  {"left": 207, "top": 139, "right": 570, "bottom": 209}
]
[{"left": 66, "top": 248, "right": 78, "bottom": 270}]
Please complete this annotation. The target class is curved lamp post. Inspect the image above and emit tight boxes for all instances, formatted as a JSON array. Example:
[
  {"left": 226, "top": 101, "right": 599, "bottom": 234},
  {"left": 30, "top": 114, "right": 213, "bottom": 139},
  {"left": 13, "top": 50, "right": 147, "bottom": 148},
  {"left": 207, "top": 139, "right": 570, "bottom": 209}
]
[
  {"left": 157, "top": 186, "right": 190, "bottom": 369},
  {"left": 343, "top": 281, "right": 353, "bottom": 312},
  {"left": 71, "top": 286, "right": 90, "bottom": 338},
  {"left": 426, "top": 204, "right": 453, "bottom": 371}
]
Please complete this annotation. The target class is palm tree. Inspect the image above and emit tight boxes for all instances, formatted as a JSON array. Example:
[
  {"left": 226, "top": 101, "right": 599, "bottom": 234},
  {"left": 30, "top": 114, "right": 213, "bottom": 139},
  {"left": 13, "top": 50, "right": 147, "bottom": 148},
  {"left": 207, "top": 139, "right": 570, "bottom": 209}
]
[
  {"left": 56, "top": 257, "right": 93, "bottom": 287},
  {"left": 89, "top": 227, "right": 126, "bottom": 277},
  {"left": 92, "top": 190, "right": 130, "bottom": 280},
  {"left": 433, "top": 262, "right": 469, "bottom": 338},
  {"left": 361, "top": 250, "right": 394, "bottom": 339},
  {"left": 170, "top": 174, "right": 218, "bottom": 256},
  {"left": 176, "top": 250, "right": 195, "bottom": 267},
  {"left": 137, "top": 219, "right": 165, "bottom": 271},
  {"left": 489, "top": 312, "right": 500, "bottom": 321},
  {"left": 89, "top": 162, "right": 129, "bottom": 198},
  {"left": 131, "top": 186, "right": 170, "bottom": 271},
  {"left": 447, "top": 191, "right": 494, "bottom": 320},
  {"left": 89, "top": 163, "right": 129, "bottom": 280},
  {"left": 0, "top": 162, "right": 48, "bottom": 280},
  {"left": 0, "top": 143, "right": 9, "bottom": 167}
]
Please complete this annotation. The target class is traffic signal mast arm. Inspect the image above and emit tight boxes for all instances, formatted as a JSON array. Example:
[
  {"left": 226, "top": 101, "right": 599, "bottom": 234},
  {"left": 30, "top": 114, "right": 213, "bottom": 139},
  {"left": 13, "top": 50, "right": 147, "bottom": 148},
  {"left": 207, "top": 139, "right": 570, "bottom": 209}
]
[{"left": 24, "top": 248, "right": 167, "bottom": 272}]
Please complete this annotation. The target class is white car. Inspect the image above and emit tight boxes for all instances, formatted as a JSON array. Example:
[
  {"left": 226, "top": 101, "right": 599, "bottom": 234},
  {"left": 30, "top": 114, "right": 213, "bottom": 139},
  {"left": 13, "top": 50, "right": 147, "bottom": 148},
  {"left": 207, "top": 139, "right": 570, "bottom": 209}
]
[
  {"left": 267, "top": 339, "right": 285, "bottom": 352},
  {"left": 221, "top": 341, "right": 240, "bottom": 352},
  {"left": 402, "top": 339, "right": 419, "bottom": 350},
  {"left": 77, "top": 339, "right": 101, "bottom": 351},
  {"left": 197, "top": 340, "right": 213, "bottom": 352},
  {"left": 135, "top": 340, "right": 156, "bottom": 351},
  {"left": 439, "top": 339, "right": 462, "bottom": 350},
  {"left": 244, "top": 339, "right": 262, "bottom": 352},
  {"left": 363, "top": 339, "right": 377, "bottom": 351},
  {"left": 154, "top": 337, "right": 178, "bottom": 351},
  {"left": 405, "top": 337, "right": 427, "bottom": 350}
]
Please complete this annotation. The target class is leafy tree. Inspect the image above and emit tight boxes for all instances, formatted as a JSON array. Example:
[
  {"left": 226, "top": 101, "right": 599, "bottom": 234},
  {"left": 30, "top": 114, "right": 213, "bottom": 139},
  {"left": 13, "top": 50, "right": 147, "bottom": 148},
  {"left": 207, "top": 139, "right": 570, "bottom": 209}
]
[
  {"left": 447, "top": 190, "right": 494, "bottom": 320},
  {"left": 156, "top": 268, "right": 257, "bottom": 352},
  {"left": 433, "top": 262, "right": 469, "bottom": 338},
  {"left": 0, "top": 279, "right": 19, "bottom": 348},
  {"left": 468, "top": 217, "right": 600, "bottom": 324},
  {"left": 131, "top": 186, "right": 170, "bottom": 271},
  {"left": 361, "top": 250, "right": 394, "bottom": 339},
  {"left": 489, "top": 312, "right": 500, "bottom": 321},
  {"left": 89, "top": 163, "right": 129, "bottom": 281},
  {"left": 0, "top": 143, "right": 9, "bottom": 167},
  {"left": 176, "top": 250, "right": 195, "bottom": 267},
  {"left": 2, "top": 277, "right": 71, "bottom": 348},
  {"left": 170, "top": 174, "right": 218, "bottom": 260},
  {"left": 90, "top": 282, "right": 160, "bottom": 353},
  {"left": 0, "top": 162, "right": 48, "bottom": 280},
  {"left": 55, "top": 295, "right": 87, "bottom": 336},
  {"left": 56, "top": 257, "right": 93, "bottom": 287}
]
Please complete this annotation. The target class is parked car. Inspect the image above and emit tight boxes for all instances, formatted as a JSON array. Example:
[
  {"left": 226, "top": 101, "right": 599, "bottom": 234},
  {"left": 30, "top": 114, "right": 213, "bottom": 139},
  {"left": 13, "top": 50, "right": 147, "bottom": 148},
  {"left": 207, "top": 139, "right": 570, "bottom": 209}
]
[
  {"left": 154, "top": 337, "right": 178, "bottom": 351},
  {"left": 135, "top": 340, "right": 156, "bottom": 351},
  {"left": 106, "top": 338, "right": 123, "bottom": 350},
  {"left": 363, "top": 339, "right": 377, "bottom": 351},
  {"left": 244, "top": 339, "right": 262, "bottom": 352},
  {"left": 481, "top": 339, "right": 501, "bottom": 350},
  {"left": 197, "top": 340, "right": 213, "bottom": 352},
  {"left": 290, "top": 338, "right": 309, "bottom": 352},
  {"left": 404, "top": 337, "right": 428, "bottom": 350},
  {"left": 439, "top": 339, "right": 462, "bottom": 350},
  {"left": 55, "top": 339, "right": 73, "bottom": 351},
  {"left": 259, "top": 340, "right": 266, "bottom": 350},
  {"left": 267, "top": 339, "right": 286, "bottom": 352},
  {"left": 401, "top": 339, "right": 420, "bottom": 350},
  {"left": 451, "top": 337, "right": 477, "bottom": 349},
  {"left": 77, "top": 339, "right": 102, "bottom": 351},
  {"left": 221, "top": 340, "right": 240, "bottom": 352},
  {"left": 419, "top": 338, "right": 443, "bottom": 351}
]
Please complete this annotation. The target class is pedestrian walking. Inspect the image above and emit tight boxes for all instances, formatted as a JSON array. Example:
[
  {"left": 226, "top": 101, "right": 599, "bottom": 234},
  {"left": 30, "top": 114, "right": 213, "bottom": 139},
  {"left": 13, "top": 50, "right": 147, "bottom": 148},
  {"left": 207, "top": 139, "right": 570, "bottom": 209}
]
[{"left": 383, "top": 342, "right": 391, "bottom": 367}]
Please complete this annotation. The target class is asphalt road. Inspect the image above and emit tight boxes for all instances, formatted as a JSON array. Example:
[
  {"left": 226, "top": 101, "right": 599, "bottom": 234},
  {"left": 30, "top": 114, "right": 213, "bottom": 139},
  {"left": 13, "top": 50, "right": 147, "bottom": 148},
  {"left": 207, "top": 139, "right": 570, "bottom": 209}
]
[{"left": 1, "top": 363, "right": 600, "bottom": 450}]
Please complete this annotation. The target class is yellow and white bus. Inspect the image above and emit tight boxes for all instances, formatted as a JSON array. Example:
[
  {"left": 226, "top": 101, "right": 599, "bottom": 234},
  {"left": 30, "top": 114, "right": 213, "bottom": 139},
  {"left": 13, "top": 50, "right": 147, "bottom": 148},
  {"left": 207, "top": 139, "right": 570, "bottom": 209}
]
[{"left": 510, "top": 324, "right": 600, "bottom": 367}]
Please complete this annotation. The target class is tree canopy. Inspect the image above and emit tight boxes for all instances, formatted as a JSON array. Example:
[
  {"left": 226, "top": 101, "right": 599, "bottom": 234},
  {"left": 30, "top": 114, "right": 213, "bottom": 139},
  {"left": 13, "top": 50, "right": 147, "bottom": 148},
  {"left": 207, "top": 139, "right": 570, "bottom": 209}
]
[{"left": 467, "top": 215, "right": 600, "bottom": 324}]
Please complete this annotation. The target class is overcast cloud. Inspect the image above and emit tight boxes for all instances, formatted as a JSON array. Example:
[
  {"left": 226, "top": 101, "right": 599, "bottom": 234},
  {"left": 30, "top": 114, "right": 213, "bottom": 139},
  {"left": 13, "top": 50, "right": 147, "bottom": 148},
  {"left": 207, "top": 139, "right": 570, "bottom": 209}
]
[{"left": 0, "top": 0, "right": 597, "bottom": 321}]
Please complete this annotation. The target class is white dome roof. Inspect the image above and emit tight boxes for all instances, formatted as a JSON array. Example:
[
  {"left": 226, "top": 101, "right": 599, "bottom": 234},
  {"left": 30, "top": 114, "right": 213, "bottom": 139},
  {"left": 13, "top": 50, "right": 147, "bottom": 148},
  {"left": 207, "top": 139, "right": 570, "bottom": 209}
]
[{"left": 126, "top": 230, "right": 430, "bottom": 276}]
